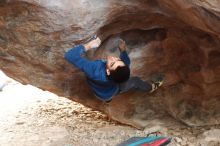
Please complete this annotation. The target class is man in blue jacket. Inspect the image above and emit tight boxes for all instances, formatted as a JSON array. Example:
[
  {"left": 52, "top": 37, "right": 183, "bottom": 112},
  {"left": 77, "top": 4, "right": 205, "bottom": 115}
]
[{"left": 64, "top": 37, "right": 163, "bottom": 102}]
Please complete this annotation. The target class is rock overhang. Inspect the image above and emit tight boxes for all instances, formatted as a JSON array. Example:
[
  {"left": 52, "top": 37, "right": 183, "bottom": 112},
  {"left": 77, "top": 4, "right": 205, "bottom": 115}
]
[{"left": 0, "top": 0, "right": 220, "bottom": 129}]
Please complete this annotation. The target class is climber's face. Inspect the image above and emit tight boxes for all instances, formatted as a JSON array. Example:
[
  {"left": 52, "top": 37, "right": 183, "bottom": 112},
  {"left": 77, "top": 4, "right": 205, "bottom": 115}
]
[{"left": 106, "top": 56, "right": 125, "bottom": 75}]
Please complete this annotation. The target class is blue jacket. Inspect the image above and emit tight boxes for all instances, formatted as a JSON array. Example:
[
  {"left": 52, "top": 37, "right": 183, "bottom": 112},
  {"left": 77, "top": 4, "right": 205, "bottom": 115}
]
[{"left": 64, "top": 45, "right": 130, "bottom": 101}]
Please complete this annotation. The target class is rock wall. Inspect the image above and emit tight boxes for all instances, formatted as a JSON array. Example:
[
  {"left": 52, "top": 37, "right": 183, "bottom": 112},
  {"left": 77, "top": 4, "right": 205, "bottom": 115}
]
[{"left": 0, "top": 0, "right": 220, "bottom": 129}]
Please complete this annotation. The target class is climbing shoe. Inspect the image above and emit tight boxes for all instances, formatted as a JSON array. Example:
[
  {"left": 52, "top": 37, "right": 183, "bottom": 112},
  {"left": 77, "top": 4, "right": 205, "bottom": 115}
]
[{"left": 150, "top": 79, "right": 163, "bottom": 93}]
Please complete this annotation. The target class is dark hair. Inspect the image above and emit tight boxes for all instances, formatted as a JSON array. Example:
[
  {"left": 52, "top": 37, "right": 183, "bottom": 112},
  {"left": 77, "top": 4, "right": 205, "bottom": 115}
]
[{"left": 108, "top": 65, "right": 130, "bottom": 83}]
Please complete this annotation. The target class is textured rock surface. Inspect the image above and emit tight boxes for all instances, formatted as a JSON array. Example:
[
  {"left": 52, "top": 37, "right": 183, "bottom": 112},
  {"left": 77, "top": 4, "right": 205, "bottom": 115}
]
[
  {"left": 0, "top": 0, "right": 220, "bottom": 128},
  {"left": 2, "top": 80, "right": 220, "bottom": 146}
]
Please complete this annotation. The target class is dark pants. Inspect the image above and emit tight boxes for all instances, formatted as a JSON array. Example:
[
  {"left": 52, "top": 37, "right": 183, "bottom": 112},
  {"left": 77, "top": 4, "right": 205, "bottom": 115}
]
[
  {"left": 104, "top": 77, "right": 152, "bottom": 103},
  {"left": 119, "top": 76, "right": 152, "bottom": 94}
]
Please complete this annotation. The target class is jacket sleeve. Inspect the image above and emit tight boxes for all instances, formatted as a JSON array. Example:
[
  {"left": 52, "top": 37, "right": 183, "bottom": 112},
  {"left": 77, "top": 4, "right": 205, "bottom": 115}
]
[
  {"left": 64, "top": 45, "right": 98, "bottom": 78},
  {"left": 120, "top": 51, "right": 130, "bottom": 66}
]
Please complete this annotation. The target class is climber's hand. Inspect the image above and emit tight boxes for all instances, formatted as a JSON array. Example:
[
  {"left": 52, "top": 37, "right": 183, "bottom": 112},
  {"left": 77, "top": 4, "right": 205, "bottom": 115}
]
[
  {"left": 119, "top": 39, "right": 126, "bottom": 52},
  {"left": 84, "top": 37, "right": 101, "bottom": 51}
]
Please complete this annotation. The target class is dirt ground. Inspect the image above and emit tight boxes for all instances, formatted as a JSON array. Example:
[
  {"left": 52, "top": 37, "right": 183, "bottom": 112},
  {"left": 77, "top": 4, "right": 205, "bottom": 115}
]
[{"left": 0, "top": 72, "right": 220, "bottom": 146}]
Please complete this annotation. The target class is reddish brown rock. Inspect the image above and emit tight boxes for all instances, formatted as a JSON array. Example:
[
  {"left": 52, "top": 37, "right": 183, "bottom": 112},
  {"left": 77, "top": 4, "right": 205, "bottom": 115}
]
[{"left": 0, "top": 0, "right": 220, "bottom": 128}]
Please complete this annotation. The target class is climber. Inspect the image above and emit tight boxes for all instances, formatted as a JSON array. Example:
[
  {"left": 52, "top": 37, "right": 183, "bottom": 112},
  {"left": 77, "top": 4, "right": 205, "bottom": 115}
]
[{"left": 64, "top": 36, "right": 163, "bottom": 102}]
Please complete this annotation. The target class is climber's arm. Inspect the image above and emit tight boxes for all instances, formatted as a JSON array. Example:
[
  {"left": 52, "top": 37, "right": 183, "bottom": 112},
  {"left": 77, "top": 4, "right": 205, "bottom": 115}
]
[
  {"left": 64, "top": 37, "right": 102, "bottom": 78},
  {"left": 64, "top": 45, "right": 97, "bottom": 78},
  {"left": 118, "top": 39, "right": 130, "bottom": 66},
  {"left": 120, "top": 51, "right": 130, "bottom": 66}
]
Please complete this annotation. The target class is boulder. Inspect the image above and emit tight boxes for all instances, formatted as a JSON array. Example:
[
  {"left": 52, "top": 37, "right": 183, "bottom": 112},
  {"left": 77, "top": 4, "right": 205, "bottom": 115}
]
[{"left": 0, "top": 0, "right": 220, "bottom": 129}]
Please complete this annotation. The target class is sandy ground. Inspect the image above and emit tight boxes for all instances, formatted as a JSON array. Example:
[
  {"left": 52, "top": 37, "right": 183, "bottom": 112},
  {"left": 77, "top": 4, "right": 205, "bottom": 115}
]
[{"left": 0, "top": 71, "right": 220, "bottom": 146}]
